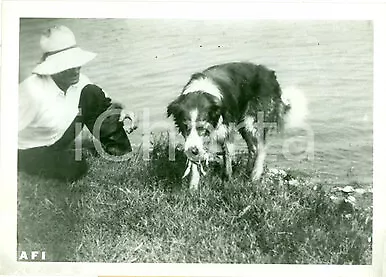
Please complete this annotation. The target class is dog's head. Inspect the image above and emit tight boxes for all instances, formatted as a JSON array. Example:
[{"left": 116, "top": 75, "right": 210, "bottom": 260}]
[{"left": 167, "top": 92, "right": 222, "bottom": 162}]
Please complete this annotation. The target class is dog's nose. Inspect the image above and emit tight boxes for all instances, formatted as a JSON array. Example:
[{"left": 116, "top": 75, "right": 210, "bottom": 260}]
[{"left": 190, "top": 146, "right": 199, "bottom": 156}]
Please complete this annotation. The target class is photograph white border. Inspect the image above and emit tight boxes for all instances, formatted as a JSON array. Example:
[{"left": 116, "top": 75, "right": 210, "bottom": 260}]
[{"left": 1, "top": 1, "right": 385, "bottom": 277}]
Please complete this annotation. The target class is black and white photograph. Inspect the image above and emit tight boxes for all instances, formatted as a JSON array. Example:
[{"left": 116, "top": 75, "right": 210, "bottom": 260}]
[
  {"left": 1, "top": 1, "right": 385, "bottom": 277},
  {"left": 16, "top": 16, "right": 374, "bottom": 262}
]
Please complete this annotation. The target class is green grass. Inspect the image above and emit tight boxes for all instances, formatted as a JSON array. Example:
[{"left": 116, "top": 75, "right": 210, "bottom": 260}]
[{"left": 17, "top": 134, "right": 373, "bottom": 264}]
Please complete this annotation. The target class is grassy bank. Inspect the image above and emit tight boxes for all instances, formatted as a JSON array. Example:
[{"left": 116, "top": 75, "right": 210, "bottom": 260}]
[{"left": 17, "top": 135, "right": 373, "bottom": 264}]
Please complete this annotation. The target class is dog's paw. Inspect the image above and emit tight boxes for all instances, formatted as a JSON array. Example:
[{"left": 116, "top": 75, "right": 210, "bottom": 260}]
[{"left": 251, "top": 171, "right": 263, "bottom": 183}]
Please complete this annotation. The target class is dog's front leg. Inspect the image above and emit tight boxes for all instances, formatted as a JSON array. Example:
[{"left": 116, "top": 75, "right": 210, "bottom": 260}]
[
  {"left": 222, "top": 142, "right": 235, "bottom": 180},
  {"left": 189, "top": 163, "right": 200, "bottom": 190},
  {"left": 251, "top": 141, "right": 267, "bottom": 182}
]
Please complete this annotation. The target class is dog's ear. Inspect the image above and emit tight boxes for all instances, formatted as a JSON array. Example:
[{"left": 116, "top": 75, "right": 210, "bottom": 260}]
[
  {"left": 167, "top": 96, "right": 188, "bottom": 136},
  {"left": 167, "top": 96, "right": 184, "bottom": 118}
]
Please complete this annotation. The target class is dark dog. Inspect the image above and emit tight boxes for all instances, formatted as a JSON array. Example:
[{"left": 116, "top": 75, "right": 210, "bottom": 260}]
[{"left": 167, "top": 62, "right": 307, "bottom": 189}]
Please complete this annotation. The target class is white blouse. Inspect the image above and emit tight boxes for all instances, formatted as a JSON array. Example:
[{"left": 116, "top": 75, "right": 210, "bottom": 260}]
[{"left": 18, "top": 73, "right": 92, "bottom": 149}]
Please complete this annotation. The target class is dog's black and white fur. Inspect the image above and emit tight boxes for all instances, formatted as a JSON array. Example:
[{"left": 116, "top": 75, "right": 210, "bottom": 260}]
[{"left": 167, "top": 62, "right": 307, "bottom": 190}]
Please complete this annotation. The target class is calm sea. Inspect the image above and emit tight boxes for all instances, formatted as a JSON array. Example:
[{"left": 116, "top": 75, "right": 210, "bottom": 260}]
[{"left": 19, "top": 19, "right": 373, "bottom": 184}]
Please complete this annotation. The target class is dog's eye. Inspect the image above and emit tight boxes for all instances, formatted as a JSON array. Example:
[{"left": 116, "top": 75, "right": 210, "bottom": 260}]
[{"left": 197, "top": 126, "right": 210, "bottom": 136}]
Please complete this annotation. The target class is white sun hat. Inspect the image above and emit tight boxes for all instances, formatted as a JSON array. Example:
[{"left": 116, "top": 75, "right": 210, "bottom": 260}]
[{"left": 32, "top": 25, "right": 97, "bottom": 75}]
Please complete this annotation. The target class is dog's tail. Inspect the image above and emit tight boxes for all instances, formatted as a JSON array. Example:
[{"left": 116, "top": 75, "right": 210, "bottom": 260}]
[{"left": 281, "top": 86, "right": 308, "bottom": 129}]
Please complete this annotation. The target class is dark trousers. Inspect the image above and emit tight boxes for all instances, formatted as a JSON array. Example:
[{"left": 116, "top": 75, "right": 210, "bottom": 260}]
[{"left": 18, "top": 84, "right": 131, "bottom": 182}]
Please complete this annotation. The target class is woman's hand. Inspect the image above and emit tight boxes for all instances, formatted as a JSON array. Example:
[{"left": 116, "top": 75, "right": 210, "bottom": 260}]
[{"left": 119, "top": 110, "right": 138, "bottom": 134}]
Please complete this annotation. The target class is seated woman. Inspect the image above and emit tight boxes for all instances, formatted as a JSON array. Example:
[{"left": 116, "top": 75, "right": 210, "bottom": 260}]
[{"left": 18, "top": 25, "right": 136, "bottom": 182}]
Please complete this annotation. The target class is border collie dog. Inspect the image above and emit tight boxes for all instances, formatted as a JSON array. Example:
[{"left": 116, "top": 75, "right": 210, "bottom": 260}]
[{"left": 167, "top": 62, "right": 307, "bottom": 190}]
